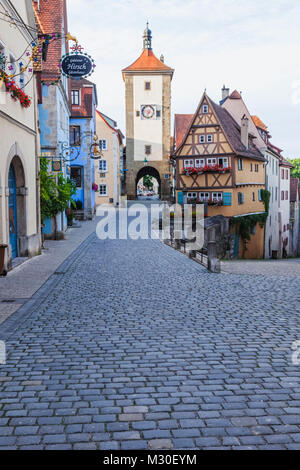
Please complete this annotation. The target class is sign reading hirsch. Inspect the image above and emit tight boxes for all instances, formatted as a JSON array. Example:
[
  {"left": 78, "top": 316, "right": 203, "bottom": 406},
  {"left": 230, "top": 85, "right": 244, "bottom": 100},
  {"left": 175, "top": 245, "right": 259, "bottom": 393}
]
[{"left": 60, "top": 51, "right": 95, "bottom": 79}]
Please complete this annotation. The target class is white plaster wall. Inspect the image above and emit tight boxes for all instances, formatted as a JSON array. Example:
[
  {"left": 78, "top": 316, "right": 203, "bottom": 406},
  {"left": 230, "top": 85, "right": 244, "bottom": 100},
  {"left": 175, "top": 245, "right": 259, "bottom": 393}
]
[
  {"left": 279, "top": 168, "right": 290, "bottom": 255},
  {"left": 264, "top": 151, "right": 280, "bottom": 257},
  {"left": 133, "top": 75, "right": 163, "bottom": 161},
  {"left": 0, "top": 0, "right": 38, "bottom": 247}
]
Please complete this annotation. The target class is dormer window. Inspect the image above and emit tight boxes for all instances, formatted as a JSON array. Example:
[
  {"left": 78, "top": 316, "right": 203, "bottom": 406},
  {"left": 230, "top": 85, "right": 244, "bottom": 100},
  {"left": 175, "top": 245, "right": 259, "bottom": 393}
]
[{"left": 203, "top": 105, "right": 208, "bottom": 114}]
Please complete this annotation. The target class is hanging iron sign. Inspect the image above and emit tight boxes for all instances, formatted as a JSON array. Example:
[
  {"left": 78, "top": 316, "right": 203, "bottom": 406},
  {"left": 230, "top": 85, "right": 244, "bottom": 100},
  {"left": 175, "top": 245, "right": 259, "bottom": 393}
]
[{"left": 59, "top": 46, "right": 96, "bottom": 79}]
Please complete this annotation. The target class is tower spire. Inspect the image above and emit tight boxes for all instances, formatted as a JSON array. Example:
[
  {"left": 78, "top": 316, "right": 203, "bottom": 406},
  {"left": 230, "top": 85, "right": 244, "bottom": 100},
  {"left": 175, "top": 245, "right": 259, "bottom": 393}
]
[{"left": 143, "top": 22, "right": 152, "bottom": 50}]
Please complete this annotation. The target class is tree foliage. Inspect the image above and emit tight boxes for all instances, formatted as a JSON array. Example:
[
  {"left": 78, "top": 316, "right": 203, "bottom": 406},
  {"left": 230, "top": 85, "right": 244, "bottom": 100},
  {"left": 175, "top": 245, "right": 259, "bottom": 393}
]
[
  {"left": 39, "top": 158, "right": 77, "bottom": 225},
  {"left": 287, "top": 158, "right": 300, "bottom": 182},
  {"left": 143, "top": 175, "right": 154, "bottom": 189}
]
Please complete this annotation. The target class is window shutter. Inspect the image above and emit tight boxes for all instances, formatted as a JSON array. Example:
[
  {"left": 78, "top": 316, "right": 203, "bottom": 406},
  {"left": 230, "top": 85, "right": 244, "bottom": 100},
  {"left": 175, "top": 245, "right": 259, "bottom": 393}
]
[
  {"left": 177, "top": 192, "right": 184, "bottom": 204},
  {"left": 258, "top": 189, "right": 262, "bottom": 201},
  {"left": 223, "top": 192, "right": 232, "bottom": 206},
  {"left": 241, "top": 192, "right": 244, "bottom": 204}
]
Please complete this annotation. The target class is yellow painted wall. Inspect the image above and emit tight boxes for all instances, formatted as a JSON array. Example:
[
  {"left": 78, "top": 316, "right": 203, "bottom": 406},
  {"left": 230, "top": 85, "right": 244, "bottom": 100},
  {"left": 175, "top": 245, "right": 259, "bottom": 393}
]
[{"left": 230, "top": 224, "right": 265, "bottom": 259}]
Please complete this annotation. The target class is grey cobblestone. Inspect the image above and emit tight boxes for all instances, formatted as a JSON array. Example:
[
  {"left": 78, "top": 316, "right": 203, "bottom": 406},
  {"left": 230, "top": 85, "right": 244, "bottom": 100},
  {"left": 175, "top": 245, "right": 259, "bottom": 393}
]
[{"left": 0, "top": 213, "right": 300, "bottom": 449}]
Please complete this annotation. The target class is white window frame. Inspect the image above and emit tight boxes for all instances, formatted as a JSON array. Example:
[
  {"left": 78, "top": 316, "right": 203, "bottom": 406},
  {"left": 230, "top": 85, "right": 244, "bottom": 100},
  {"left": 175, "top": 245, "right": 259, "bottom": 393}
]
[
  {"left": 207, "top": 134, "right": 213, "bottom": 143},
  {"left": 99, "top": 160, "right": 107, "bottom": 172},
  {"left": 195, "top": 159, "right": 205, "bottom": 168},
  {"left": 199, "top": 135, "right": 205, "bottom": 144},
  {"left": 0, "top": 40, "right": 6, "bottom": 72},
  {"left": 238, "top": 158, "right": 243, "bottom": 170},
  {"left": 71, "top": 89, "right": 80, "bottom": 106},
  {"left": 100, "top": 139, "right": 107, "bottom": 151},
  {"left": 184, "top": 159, "right": 194, "bottom": 168},
  {"left": 99, "top": 184, "right": 107, "bottom": 196},
  {"left": 203, "top": 105, "right": 209, "bottom": 114},
  {"left": 199, "top": 192, "right": 210, "bottom": 202},
  {"left": 207, "top": 158, "right": 216, "bottom": 165},
  {"left": 212, "top": 192, "right": 223, "bottom": 202},
  {"left": 218, "top": 157, "right": 229, "bottom": 168}
]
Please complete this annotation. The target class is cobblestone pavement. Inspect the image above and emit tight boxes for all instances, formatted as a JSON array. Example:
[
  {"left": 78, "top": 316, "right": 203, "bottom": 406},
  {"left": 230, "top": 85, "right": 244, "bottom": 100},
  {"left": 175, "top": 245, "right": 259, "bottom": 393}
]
[
  {"left": 1, "top": 214, "right": 300, "bottom": 450},
  {"left": 221, "top": 258, "right": 300, "bottom": 277}
]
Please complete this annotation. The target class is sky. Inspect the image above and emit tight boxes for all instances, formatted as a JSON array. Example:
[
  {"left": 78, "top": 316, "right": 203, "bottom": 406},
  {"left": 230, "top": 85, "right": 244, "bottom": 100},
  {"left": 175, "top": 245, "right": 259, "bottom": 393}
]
[{"left": 68, "top": 0, "right": 300, "bottom": 158}]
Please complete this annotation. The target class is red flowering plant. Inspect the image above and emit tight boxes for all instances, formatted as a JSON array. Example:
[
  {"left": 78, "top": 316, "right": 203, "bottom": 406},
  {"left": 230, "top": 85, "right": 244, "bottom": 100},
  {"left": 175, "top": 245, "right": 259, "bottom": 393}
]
[
  {"left": 92, "top": 183, "right": 98, "bottom": 191},
  {"left": 0, "top": 70, "right": 31, "bottom": 108}
]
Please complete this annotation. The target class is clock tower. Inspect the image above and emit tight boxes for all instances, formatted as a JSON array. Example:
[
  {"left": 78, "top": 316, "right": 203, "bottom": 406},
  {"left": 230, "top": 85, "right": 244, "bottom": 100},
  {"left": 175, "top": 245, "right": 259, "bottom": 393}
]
[{"left": 122, "top": 24, "right": 174, "bottom": 200}]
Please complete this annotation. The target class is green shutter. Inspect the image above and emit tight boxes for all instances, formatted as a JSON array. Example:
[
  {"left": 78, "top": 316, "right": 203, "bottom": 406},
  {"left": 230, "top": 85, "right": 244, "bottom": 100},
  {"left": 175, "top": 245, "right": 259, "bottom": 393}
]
[
  {"left": 177, "top": 192, "right": 184, "bottom": 204},
  {"left": 223, "top": 192, "right": 232, "bottom": 206}
]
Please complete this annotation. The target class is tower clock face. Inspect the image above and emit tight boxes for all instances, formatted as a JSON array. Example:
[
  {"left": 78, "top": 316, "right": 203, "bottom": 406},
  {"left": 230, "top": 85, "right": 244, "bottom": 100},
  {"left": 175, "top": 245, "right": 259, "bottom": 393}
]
[{"left": 142, "top": 105, "right": 155, "bottom": 119}]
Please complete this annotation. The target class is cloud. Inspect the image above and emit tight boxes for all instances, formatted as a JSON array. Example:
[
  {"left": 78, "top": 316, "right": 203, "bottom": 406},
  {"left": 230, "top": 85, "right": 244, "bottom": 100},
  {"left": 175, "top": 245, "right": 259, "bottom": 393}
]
[{"left": 68, "top": 0, "right": 300, "bottom": 157}]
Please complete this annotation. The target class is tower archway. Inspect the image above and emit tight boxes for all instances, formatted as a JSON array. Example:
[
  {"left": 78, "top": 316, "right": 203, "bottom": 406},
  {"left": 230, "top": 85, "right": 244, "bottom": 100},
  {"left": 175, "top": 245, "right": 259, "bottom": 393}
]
[{"left": 136, "top": 166, "right": 161, "bottom": 199}]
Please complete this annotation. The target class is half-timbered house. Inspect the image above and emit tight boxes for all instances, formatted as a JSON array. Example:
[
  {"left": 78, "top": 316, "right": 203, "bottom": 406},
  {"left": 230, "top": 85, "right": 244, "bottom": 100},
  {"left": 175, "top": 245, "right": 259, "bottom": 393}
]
[{"left": 172, "top": 92, "right": 267, "bottom": 258}]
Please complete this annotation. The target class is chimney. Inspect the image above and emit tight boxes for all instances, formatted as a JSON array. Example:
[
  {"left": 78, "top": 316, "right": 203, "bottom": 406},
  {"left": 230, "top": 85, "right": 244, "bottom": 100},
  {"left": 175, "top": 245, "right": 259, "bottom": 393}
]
[
  {"left": 241, "top": 114, "right": 249, "bottom": 149},
  {"left": 160, "top": 54, "right": 165, "bottom": 63},
  {"left": 222, "top": 85, "right": 230, "bottom": 100}
]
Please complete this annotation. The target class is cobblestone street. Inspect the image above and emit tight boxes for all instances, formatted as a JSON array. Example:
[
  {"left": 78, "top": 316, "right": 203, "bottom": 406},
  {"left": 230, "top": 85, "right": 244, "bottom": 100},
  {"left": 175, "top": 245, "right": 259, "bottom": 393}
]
[{"left": 1, "top": 216, "right": 300, "bottom": 450}]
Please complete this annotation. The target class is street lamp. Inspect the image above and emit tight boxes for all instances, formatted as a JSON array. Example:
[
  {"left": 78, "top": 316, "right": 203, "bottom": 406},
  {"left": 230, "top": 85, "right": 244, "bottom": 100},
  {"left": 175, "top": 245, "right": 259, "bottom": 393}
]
[{"left": 143, "top": 157, "right": 148, "bottom": 166}]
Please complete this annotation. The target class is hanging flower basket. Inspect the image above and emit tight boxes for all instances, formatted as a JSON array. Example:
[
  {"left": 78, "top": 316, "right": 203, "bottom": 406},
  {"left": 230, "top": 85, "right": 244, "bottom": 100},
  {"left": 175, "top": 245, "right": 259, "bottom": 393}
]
[{"left": 92, "top": 183, "right": 98, "bottom": 191}]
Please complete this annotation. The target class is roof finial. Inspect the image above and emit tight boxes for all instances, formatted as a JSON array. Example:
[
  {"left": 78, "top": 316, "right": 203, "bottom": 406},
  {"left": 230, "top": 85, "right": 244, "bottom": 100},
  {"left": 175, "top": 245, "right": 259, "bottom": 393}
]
[{"left": 143, "top": 22, "right": 152, "bottom": 50}]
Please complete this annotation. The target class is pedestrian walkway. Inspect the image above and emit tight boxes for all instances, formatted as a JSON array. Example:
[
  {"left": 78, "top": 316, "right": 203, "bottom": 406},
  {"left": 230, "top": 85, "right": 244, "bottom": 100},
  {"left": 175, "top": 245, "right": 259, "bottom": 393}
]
[
  {"left": 0, "top": 210, "right": 300, "bottom": 450},
  {"left": 0, "top": 219, "right": 98, "bottom": 325}
]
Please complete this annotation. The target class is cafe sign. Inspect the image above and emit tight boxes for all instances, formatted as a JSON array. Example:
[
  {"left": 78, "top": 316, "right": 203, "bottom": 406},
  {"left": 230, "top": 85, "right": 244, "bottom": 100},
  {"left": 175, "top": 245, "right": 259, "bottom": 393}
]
[{"left": 59, "top": 49, "right": 95, "bottom": 79}]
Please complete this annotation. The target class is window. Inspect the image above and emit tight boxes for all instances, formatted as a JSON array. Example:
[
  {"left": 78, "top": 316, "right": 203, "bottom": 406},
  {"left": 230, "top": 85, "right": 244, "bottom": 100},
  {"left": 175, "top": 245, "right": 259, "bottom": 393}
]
[
  {"left": 272, "top": 159, "right": 274, "bottom": 174},
  {"left": 195, "top": 159, "right": 205, "bottom": 168},
  {"left": 199, "top": 192, "right": 210, "bottom": 202},
  {"left": 218, "top": 157, "right": 228, "bottom": 168},
  {"left": 207, "top": 158, "right": 216, "bottom": 165},
  {"left": 99, "top": 160, "right": 107, "bottom": 172},
  {"left": 275, "top": 187, "right": 278, "bottom": 201},
  {"left": 100, "top": 139, "right": 107, "bottom": 151},
  {"left": 250, "top": 163, "right": 253, "bottom": 172},
  {"left": 281, "top": 191, "right": 284, "bottom": 200},
  {"left": 281, "top": 169, "right": 285, "bottom": 179},
  {"left": 70, "top": 166, "right": 82, "bottom": 188},
  {"left": 286, "top": 170, "right": 288, "bottom": 179},
  {"left": 156, "top": 110, "right": 161, "bottom": 118},
  {"left": 258, "top": 189, "right": 262, "bottom": 201},
  {"left": 145, "top": 145, "right": 152, "bottom": 155},
  {"left": 272, "top": 187, "right": 274, "bottom": 202},
  {"left": 252, "top": 192, "right": 255, "bottom": 201},
  {"left": 203, "top": 105, "right": 208, "bottom": 114},
  {"left": 0, "top": 41, "right": 6, "bottom": 71},
  {"left": 238, "top": 192, "right": 244, "bottom": 204},
  {"left": 70, "top": 126, "right": 81, "bottom": 146},
  {"left": 212, "top": 192, "right": 223, "bottom": 202},
  {"left": 255, "top": 164, "right": 259, "bottom": 172},
  {"left": 136, "top": 110, "right": 140, "bottom": 117},
  {"left": 285, "top": 191, "right": 288, "bottom": 200},
  {"left": 238, "top": 158, "right": 243, "bottom": 170},
  {"left": 145, "top": 81, "right": 151, "bottom": 90},
  {"left": 187, "top": 192, "right": 197, "bottom": 200},
  {"left": 199, "top": 135, "right": 205, "bottom": 144},
  {"left": 99, "top": 185, "right": 107, "bottom": 196},
  {"left": 184, "top": 159, "right": 194, "bottom": 168},
  {"left": 276, "top": 161, "right": 278, "bottom": 175},
  {"left": 207, "top": 135, "right": 213, "bottom": 143},
  {"left": 71, "top": 90, "right": 80, "bottom": 106}
]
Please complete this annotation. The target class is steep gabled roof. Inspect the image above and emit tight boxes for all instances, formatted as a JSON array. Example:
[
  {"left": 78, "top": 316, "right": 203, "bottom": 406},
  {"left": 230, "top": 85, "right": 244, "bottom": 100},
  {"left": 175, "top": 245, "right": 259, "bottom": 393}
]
[
  {"left": 174, "top": 92, "right": 264, "bottom": 161},
  {"left": 174, "top": 114, "right": 193, "bottom": 149},
  {"left": 33, "top": 0, "right": 68, "bottom": 79}
]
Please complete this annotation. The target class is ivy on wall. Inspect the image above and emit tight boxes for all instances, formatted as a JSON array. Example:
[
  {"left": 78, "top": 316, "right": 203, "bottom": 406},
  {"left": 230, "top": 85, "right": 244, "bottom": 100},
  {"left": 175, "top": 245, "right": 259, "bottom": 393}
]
[{"left": 230, "top": 189, "right": 271, "bottom": 241}]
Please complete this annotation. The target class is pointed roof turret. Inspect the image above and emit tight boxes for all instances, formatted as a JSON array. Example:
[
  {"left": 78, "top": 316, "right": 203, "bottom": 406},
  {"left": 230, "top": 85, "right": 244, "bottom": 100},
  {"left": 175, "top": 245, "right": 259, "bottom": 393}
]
[{"left": 143, "top": 22, "right": 152, "bottom": 50}]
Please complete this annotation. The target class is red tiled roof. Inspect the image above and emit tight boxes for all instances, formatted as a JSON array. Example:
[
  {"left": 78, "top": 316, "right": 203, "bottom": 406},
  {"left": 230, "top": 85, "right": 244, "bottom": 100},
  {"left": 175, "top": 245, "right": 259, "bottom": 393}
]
[
  {"left": 280, "top": 157, "right": 294, "bottom": 168},
  {"left": 252, "top": 115, "right": 268, "bottom": 131},
  {"left": 123, "top": 49, "right": 173, "bottom": 73},
  {"left": 229, "top": 90, "right": 242, "bottom": 100},
  {"left": 290, "top": 177, "right": 299, "bottom": 202},
  {"left": 33, "top": 0, "right": 68, "bottom": 79},
  {"left": 174, "top": 114, "right": 193, "bottom": 148}
]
